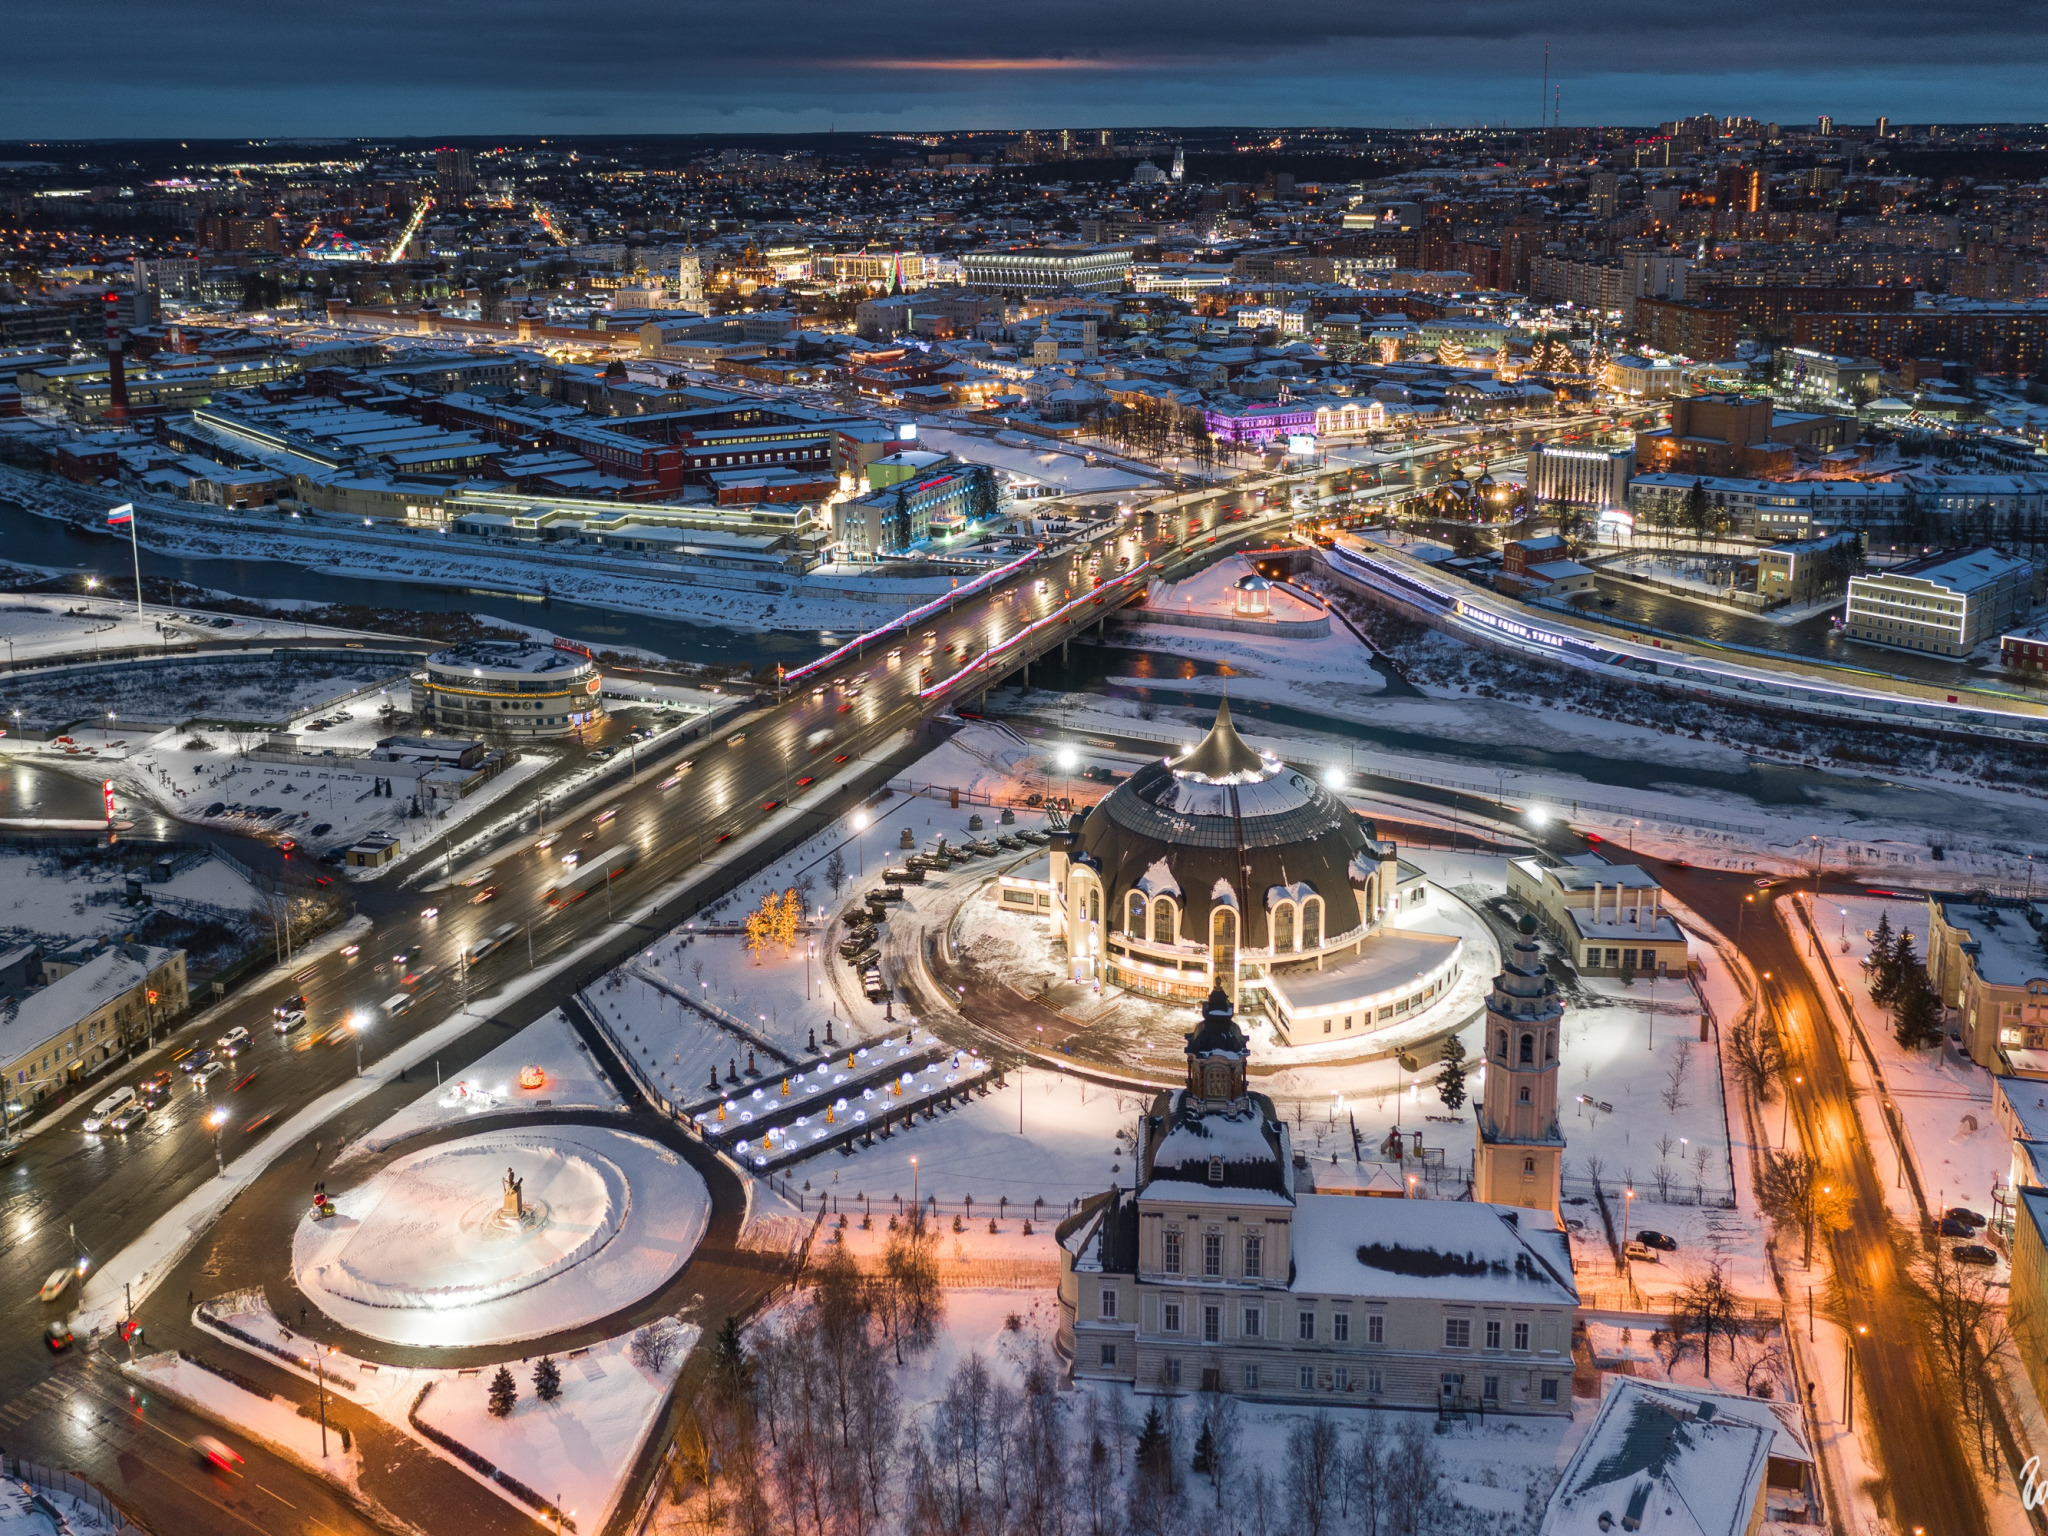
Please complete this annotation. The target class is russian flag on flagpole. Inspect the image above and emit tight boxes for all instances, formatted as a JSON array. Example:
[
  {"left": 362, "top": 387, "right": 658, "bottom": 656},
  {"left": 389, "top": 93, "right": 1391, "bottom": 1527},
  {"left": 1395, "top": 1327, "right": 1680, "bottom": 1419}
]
[{"left": 106, "top": 503, "right": 134, "bottom": 526}]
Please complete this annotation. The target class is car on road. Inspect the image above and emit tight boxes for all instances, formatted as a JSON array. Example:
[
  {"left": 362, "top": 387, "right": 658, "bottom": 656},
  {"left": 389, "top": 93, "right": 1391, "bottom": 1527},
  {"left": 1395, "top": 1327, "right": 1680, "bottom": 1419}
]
[
  {"left": 471, "top": 886, "right": 498, "bottom": 904},
  {"left": 273, "top": 994, "right": 308, "bottom": 1029},
  {"left": 561, "top": 850, "right": 581, "bottom": 868},
  {"left": 588, "top": 746, "right": 617, "bottom": 760},
  {"left": 533, "top": 834, "right": 558, "bottom": 851},
  {"left": 401, "top": 965, "right": 440, "bottom": 991},
  {"left": 459, "top": 867, "right": 496, "bottom": 888},
  {"left": 1953, "top": 1244, "right": 2000, "bottom": 1266},
  {"left": 44, "top": 1320, "right": 73, "bottom": 1353},
  {"left": 82, "top": 1087, "right": 137, "bottom": 1132},
  {"left": 179, "top": 1046, "right": 214, "bottom": 1075},
  {"left": 192, "top": 1060, "right": 227, "bottom": 1090},
  {"left": 383, "top": 991, "right": 417, "bottom": 1018},
  {"left": 340, "top": 944, "right": 360, "bottom": 958},
  {"left": 310, "top": 822, "right": 332, "bottom": 836},
  {"left": 391, "top": 946, "right": 419, "bottom": 966},
  {"left": 761, "top": 799, "right": 782, "bottom": 812},
  {"left": 217, "top": 1026, "right": 252, "bottom": 1055},
  {"left": 420, "top": 905, "right": 440, "bottom": 918},
  {"left": 466, "top": 923, "right": 517, "bottom": 963},
  {"left": 138, "top": 1072, "right": 173, "bottom": 1106},
  {"left": 194, "top": 1436, "right": 243, "bottom": 1473},
  {"left": 106, "top": 1102, "right": 149, "bottom": 1134},
  {"left": 1633, "top": 1230, "right": 1678, "bottom": 1251},
  {"left": 38, "top": 1267, "right": 74, "bottom": 1303}
]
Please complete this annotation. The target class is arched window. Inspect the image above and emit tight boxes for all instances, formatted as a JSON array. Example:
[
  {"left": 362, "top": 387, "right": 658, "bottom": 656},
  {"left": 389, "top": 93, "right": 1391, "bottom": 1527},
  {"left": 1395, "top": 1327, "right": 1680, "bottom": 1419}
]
[
  {"left": 1127, "top": 892, "right": 1146, "bottom": 936},
  {"left": 1210, "top": 907, "right": 1238, "bottom": 977},
  {"left": 1496, "top": 1029, "right": 1509, "bottom": 1060},
  {"left": 1301, "top": 896, "right": 1323, "bottom": 949},
  {"left": 1152, "top": 899, "right": 1176, "bottom": 945},
  {"left": 1273, "top": 903, "right": 1296, "bottom": 955},
  {"left": 1518, "top": 1033, "right": 1534, "bottom": 1065},
  {"left": 1545, "top": 1031, "right": 1556, "bottom": 1062},
  {"left": 1522, "top": 1157, "right": 1536, "bottom": 1175},
  {"left": 1087, "top": 887, "right": 1100, "bottom": 924}
]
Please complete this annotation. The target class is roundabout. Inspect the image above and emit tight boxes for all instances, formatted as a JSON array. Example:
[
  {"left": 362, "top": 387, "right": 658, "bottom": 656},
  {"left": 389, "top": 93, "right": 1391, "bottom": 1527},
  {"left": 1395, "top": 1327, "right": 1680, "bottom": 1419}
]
[{"left": 292, "top": 1125, "right": 709, "bottom": 1347}]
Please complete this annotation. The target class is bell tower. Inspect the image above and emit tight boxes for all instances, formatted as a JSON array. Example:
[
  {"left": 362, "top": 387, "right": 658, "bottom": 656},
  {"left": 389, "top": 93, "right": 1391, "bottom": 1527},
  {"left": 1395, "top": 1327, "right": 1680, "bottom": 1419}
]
[{"left": 1475, "top": 915, "right": 1566, "bottom": 1218}]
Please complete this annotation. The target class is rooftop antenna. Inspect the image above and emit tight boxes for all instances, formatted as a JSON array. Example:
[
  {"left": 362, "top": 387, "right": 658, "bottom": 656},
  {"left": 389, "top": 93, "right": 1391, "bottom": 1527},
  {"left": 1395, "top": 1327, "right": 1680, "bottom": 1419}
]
[{"left": 1541, "top": 41, "right": 1548, "bottom": 135}]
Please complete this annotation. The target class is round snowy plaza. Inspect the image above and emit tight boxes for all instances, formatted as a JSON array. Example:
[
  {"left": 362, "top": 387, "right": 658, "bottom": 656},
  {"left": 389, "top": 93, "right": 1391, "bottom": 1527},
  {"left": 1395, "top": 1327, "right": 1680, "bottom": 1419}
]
[{"left": 292, "top": 1126, "right": 710, "bottom": 1347}]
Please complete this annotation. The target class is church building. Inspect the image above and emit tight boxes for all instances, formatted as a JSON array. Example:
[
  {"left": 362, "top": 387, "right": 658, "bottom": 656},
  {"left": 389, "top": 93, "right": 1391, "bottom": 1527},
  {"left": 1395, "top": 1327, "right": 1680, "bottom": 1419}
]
[{"left": 1056, "top": 987, "right": 1578, "bottom": 1414}]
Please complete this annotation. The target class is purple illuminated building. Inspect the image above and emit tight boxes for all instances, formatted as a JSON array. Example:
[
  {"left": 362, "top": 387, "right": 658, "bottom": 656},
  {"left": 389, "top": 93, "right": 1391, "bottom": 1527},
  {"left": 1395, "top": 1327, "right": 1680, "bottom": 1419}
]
[{"left": 1202, "top": 401, "right": 1317, "bottom": 445}]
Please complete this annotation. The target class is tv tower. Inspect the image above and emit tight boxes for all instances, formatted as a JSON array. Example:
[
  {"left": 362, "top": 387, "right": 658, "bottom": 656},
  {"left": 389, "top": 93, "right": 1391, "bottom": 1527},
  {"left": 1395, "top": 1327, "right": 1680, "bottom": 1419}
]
[{"left": 102, "top": 292, "right": 129, "bottom": 426}]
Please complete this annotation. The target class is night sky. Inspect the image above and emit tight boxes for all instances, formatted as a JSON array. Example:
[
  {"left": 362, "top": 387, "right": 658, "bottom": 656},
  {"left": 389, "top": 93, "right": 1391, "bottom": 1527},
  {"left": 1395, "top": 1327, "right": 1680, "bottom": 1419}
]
[{"left": 4, "top": 0, "right": 2043, "bottom": 137}]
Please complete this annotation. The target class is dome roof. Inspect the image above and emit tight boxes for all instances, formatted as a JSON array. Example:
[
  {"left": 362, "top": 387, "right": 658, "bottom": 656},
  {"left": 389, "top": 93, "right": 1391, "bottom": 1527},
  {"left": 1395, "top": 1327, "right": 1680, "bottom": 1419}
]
[
  {"left": 1066, "top": 699, "right": 1383, "bottom": 949},
  {"left": 1235, "top": 573, "right": 1273, "bottom": 592}
]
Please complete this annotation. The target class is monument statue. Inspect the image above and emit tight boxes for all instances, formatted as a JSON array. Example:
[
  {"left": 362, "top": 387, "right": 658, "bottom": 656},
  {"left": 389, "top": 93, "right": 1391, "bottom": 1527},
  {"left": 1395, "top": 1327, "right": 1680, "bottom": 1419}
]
[{"left": 502, "top": 1166, "right": 524, "bottom": 1219}]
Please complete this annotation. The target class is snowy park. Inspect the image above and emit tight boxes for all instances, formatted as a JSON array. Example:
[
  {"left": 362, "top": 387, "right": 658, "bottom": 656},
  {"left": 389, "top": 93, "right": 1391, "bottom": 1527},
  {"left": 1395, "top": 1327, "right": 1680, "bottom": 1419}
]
[{"left": 293, "top": 1124, "right": 709, "bottom": 1346}]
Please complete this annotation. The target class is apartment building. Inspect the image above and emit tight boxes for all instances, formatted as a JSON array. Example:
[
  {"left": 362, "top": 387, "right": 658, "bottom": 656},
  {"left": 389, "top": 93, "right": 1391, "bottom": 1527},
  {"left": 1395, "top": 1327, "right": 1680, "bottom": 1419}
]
[{"left": 1843, "top": 546, "right": 2033, "bottom": 656}]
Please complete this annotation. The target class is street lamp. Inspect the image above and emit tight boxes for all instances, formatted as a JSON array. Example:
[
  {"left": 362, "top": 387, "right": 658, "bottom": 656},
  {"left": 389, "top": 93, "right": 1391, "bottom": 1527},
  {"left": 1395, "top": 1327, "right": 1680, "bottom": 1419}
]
[
  {"left": 910, "top": 1155, "right": 919, "bottom": 1225},
  {"left": 1056, "top": 746, "right": 1077, "bottom": 809},
  {"left": 851, "top": 808, "right": 870, "bottom": 875},
  {"left": 1783, "top": 1072, "right": 1802, "bottom": 1149},
  {"left": 1622, "top": 1186, "right": 1635, "bottom": 1259},
  {"left": 1846, "top": 1322, "right": 1867, "bottom": 1430},
  {"left": 349, "top": 1011, "right": 371, "bottom": 1076},
  {"left": 207, "top": 1106, "right": 228, "bottom": 1176}
]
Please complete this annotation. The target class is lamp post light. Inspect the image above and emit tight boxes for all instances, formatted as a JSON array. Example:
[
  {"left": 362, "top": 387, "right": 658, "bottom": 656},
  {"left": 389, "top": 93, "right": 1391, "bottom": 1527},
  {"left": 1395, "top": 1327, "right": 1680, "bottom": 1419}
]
[
  {"left": 1783, "top": 1072, "right": 1802, "bottom": 1149},
  {"left": 910, "top": 1156, "right": 919, "bottom": 1225},
  {"left": 852, "top": 809, "right": 870, "bottom": 876},
  {"left": 350, "top": 1011, "right": 371, "bottom": 1076},
  {"left": 1846, "top": 1322, "right": 1867, "bottom": 1430},
  {"left": 207, "top": 1106, "right": 228, "bottom": 1176}
]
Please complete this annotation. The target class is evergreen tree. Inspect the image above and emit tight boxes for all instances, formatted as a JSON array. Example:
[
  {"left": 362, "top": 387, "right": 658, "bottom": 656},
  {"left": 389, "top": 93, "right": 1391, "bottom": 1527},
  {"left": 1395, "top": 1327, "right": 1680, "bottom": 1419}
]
[
  {"left": 1867, "top": 911, "right": 1898, "bottom": 1003},
  {"left": 1684, "top": 478, "right": 1711, "bottom": 539},
  {"left": 1191, "top": 1421, "right": 1215, "bottom": 1476},
  {"left": 1135, "top": 1403, "right": 1173, "bottom": 1479},
  {"left": 710, "top": 1314, "right": 749, "bottom": 1397},
  {"left": 532, "top": 1355, "right": 561, "bottom": 1402},
  {"left": 1892, "top": 962, "right": 1945, "bottom": 1051},
  {"left": 487, "top": 1364, "right": 517, "bottom": 1418},
  {"left": 1436, "top": 1032, "right": 1468, "bottom": 1112},
  {"left": 1879, "top": 928, "right": 1920, "bottom": 1010}
]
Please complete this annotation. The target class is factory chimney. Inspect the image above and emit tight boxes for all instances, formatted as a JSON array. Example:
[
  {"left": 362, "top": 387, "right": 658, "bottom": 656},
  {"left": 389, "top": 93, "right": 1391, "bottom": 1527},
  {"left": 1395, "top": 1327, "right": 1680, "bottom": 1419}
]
[{"left": 102, "top": 292, "right": 130, "bottom": 425}]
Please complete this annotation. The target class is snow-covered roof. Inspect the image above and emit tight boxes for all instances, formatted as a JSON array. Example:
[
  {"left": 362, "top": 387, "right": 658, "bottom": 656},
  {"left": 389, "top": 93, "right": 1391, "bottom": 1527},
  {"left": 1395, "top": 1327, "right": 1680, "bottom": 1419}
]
[
  {"left": 2, "top": 943, "right": 176, "bottom": 1057},
  {"left": 1134, "top": 859, "right": 1181, "bottom": 899},
  {"left": 1541, "top": 1379, "right": 1787, "bottom": 1536},
  {"left": 1288, "top": 1197, "right": 1577, "bottom": 1304},
  {"left": 1139, "top": 1179, "right": 1294, "bottom": 1209}
]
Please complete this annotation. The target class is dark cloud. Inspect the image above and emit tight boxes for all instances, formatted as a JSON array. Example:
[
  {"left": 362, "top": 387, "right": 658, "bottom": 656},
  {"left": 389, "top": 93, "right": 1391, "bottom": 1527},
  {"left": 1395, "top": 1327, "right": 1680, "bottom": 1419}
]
[{"left": 4, "top": 0, "right": 2044, "bottom": 135}]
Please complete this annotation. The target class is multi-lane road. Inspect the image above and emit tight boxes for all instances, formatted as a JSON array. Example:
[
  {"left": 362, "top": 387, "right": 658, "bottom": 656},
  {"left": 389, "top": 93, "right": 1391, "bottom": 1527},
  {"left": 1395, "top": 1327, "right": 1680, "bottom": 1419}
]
[{"left": 0, "top": 496, "right": 1307, "bottom": 1530}]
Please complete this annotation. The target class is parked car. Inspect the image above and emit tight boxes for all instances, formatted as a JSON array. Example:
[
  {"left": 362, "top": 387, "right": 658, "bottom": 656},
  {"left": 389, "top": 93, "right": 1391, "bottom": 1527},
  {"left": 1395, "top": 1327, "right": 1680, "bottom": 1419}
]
[
  {"left": 1623, "top": 1241, "right": 1660, "bottom": 1263},
  {"left": 1633, "top": 1230, "right": 1679, "bottom": 1252},
  {"left": 1938, "top": 1216, "right": 1976, "bottom": 1237},
  {"left": 1953, "top": 1244, "right": 2000, "bottom": 1266},
  {"left": 1944, "top": 1207, "right": 1987, "bottom": 1228}
]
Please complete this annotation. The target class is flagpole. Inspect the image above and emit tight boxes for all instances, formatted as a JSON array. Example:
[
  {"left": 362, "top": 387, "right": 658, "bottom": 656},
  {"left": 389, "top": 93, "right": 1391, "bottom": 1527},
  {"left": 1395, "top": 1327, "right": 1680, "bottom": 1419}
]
[{"left": 128, "top": 512, "right": 143, "bottom": 621}]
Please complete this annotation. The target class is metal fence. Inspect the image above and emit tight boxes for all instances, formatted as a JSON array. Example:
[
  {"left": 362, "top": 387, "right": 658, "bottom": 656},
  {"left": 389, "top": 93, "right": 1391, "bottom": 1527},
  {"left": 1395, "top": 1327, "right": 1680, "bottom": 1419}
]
[{"left": 4, "top": 1457, "right": 150, "bottom": 1536}]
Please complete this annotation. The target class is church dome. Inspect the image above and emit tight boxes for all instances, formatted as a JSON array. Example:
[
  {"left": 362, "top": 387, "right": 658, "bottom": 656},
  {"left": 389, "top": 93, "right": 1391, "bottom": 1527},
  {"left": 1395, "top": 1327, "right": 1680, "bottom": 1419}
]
[{"left": 1064, "top": 698, "right": 1378, "bottom": 952}]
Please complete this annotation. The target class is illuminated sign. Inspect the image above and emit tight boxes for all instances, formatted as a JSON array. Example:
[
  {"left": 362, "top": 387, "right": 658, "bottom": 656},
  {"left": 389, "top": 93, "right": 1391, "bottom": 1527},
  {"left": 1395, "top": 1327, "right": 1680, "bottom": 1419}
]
[{"left": 102, "top": 779, "right": 115, "bottom": 821}]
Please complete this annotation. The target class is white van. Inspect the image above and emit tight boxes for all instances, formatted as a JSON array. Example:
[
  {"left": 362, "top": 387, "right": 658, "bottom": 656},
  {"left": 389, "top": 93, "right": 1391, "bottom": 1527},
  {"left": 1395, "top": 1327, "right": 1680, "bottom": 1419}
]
[
  {"left": 466, "top": 923, "right": 517, "bottom": 964},
  {"left": 83, "top": 1086, "right": 137, "bottom": 1132},
  {"left": 383, "top": 991, "right": 417, "bottom": 1018}
]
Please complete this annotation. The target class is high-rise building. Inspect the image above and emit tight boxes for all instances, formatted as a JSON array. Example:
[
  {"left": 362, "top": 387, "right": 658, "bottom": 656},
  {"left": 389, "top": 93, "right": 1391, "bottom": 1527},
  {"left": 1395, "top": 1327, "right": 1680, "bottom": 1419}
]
[
  {"left": 1714, "top": 163, "right": 1764, "bottom": 213},
  {"left": 1875, "top": 116, "right": 1890, "bottom": 138},
  {"left": 1817, "top": 114, "right": 1834, "bottom": 136},
  {"left": 1171, "top": 145, "right": 1184, "bottom": 182},
  {"left": 1587, "top": 171, "right": 1620, "bottom": 220},
  {"left": 435, "top": 147, "right": 475, "bottom": 202}
]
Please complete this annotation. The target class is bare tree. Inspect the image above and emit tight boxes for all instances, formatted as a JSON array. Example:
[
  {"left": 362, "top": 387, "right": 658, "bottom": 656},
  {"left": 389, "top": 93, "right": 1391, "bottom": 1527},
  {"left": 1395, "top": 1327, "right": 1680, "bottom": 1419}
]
[
  {"left": 824, "top": 848, "right": 848, "bottom": 899},
  {"left": 1756, "top": 1151, "right": 1854, "bottom": 1267},
  {"left": 1192, "top": 1383, "right": 1240, "bottom": 1509},
  {"left": 1727, "top": 1011, "right": 1783, "bottom": 1104},
  {"left": 1351, "top": 1411, "right": 1391, "bottom": 1536},
  {"left": 1660, "top": 1040, "right": 1693, "bottom": 1113},
  {"left": 1287, "top": 1413, "right": 1344, "bottom": 1536},
  {"left": 1384, "top": 1418, "right": 1440, "bottom": 1536},
  {"left": 878, "top": 1211, "right": 943, "bottom": 1361},
  {"left": 1918, "top": 1245, "right": 2019, "bottom": 1468},
  {"left": 1672, "top": 1261, "right": 1746, "bottom": 1381}
]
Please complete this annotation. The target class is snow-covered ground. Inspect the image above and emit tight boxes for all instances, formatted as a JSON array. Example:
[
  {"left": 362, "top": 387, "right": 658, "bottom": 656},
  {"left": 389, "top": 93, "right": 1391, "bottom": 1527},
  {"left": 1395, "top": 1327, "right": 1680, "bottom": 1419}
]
[
  {"left": 293, "top": 1124, "right": 708, "bottom": 1346},
  {"left": 123, "top": 1350, "right": 363, "bottom": 1488},
  {"left": 1786, "top": 892, "right": 2005, "bottom": 1219},
  {"left": 0, "top": 590, "right": 385, "bottom": 666},
  {"left": 0, "top": 467, "right": 964, "bottom": 638},
  {"left": 0, "top": 845, "right": 262, "bottom": 945},
  {"left": 341, "top": 1009, "right": 627, "bottom": 1159},
  {"left": 1005, "top": 687, "right": 2048, "bottom": 888},
  {"left": 0, "top": 649, "right": 409, "bottom": 733},
  {"left": 195, "top": 1295, "right": 689, "bottom": 1534}
]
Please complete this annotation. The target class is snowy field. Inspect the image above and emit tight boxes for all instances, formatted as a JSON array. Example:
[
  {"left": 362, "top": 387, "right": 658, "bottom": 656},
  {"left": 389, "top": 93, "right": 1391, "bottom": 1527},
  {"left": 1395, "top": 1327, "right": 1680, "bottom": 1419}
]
[
  {"left": 0, "top": 468, "right": 965, "bottom": 639},
  {"left": 0, "top": 845, "right": 261, "bottom": 945},
  {"left": 293, "top": 1124, "right": 708, "bottom": 1346},
  {"left": 342, "top": 1009, "right": 627, "bottom": 1158},
  {"left": 195, "top": 1295, "right": 689, "bottom": 1533},
  {"left": 0, "top": 590, "right": 384, "bottom": 666},
  {"left": 0, "top": 650, "right": 409, "bottom": 732}
]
